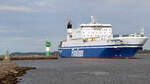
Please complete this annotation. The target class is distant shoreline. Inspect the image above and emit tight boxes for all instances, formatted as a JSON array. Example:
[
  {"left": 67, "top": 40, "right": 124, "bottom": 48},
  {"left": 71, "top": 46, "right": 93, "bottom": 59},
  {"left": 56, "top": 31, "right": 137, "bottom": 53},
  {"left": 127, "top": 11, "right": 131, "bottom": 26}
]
[
  {"left": 136, "top": 50, "right": 150, "bottom": 54},
  {"left": 8, "top": 50, "right": 150, "bottom": 55}
]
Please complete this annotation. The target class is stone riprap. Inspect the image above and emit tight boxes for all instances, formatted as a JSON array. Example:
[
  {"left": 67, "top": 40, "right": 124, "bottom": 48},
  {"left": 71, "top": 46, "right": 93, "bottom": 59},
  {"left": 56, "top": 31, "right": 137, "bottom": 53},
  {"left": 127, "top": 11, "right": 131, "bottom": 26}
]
[{"left": 0, "top": 60, "right": 36, "bottom": 84}]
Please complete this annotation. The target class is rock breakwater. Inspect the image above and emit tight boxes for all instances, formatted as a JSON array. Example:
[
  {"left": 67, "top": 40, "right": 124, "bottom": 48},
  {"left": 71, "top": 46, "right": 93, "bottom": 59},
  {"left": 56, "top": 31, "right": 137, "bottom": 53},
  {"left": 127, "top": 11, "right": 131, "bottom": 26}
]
[{"left": 0, "top": 52, "right": 36, "bottom": 84}]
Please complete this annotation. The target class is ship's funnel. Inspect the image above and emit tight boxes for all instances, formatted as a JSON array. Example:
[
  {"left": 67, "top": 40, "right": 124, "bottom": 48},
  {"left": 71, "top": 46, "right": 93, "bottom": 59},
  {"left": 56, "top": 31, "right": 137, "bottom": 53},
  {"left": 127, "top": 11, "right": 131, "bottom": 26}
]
[
  {"left": 67, "top": 19, "right": 72, "bottom": 39},
  {"left": 67, "top": 20, "right": 72, "bottom": 29}
]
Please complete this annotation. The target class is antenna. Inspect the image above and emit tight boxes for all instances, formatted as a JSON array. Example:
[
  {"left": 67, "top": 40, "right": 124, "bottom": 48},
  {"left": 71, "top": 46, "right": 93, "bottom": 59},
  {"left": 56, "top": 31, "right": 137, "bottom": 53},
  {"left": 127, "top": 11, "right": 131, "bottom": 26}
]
[
  {"left": 90, "top": 16, "right": 98, "bottom": 24},
  {"left": 66, "top": 16, "right": 72, "bottom": 23},
  {"left": 140, "top": 28, "right": 144, "bottom": 36}
]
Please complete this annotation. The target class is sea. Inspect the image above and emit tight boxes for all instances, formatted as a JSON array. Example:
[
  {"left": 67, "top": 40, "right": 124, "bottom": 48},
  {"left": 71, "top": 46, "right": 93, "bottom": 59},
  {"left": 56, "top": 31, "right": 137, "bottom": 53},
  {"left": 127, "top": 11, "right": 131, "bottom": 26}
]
[{"left": 15, "top": 54, "right": 150, "bottom": 84}]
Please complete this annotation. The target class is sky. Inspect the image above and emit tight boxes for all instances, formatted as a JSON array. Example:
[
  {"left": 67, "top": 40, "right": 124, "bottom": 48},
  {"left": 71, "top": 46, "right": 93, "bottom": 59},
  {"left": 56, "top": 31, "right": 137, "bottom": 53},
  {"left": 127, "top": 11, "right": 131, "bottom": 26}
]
[{"left": 0, "top": 0, "right": 150, "bottom": 54}]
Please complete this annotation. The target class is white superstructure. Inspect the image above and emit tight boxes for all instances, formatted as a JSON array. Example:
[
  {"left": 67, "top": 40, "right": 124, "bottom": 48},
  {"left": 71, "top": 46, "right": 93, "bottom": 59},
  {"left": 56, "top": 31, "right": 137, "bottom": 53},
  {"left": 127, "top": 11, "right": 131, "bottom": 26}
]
[
  {"left": 70, "top": 16, "right": 112, "bottom": 40},
  {"left": 63, "top": 16, "right": 148, "bottom": 47}
]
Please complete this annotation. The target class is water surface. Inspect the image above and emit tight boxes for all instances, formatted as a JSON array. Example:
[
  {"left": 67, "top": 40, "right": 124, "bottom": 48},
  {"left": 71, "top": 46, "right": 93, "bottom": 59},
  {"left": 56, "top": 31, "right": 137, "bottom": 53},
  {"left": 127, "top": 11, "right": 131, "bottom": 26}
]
[{"left": 15, "top": 54, "right": 150, "bottom": 84}]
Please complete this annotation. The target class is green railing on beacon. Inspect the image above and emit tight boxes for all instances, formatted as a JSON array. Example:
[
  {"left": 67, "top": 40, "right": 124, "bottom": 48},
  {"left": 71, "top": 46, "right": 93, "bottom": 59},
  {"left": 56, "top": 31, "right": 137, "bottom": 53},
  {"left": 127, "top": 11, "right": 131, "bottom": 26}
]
[{"left": 45, "top": 41, "right": 51, "bottom": 56}]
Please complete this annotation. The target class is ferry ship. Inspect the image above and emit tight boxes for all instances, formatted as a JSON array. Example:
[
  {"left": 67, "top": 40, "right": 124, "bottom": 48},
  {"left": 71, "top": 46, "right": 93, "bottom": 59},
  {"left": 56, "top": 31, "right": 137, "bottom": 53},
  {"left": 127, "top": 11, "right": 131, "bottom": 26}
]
[{"left": 58, "top": 16, "right": 148, "bottom": 58}]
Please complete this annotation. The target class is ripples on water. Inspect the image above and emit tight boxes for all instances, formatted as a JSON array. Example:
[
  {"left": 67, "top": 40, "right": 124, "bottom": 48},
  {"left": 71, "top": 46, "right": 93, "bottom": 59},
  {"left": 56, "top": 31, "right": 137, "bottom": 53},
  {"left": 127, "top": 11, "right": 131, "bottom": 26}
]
[{"left": 15, "top": 54, "right": 150, "bottom": 84}]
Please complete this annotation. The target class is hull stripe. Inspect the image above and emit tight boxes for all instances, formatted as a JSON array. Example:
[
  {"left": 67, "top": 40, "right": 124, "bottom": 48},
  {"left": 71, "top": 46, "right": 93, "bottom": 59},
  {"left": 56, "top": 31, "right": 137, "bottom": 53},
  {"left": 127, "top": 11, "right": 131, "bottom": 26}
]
[
  {"left": 60, "top": 46, "right": 141, "bottom": 49},
  {"left": 61, "top": 44, "right": 143, "bottom": 49},
  {"left": 64, "top": 57, "right": 135, "bottom": 59}
]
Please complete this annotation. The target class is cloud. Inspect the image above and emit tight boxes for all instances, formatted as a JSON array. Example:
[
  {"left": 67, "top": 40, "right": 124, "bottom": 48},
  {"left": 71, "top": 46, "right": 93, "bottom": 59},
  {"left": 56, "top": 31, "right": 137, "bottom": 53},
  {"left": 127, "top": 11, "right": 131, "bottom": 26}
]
[
  {"left": 9, "top": 37, "right": 32, "bottom": 41},
  {"left": 0, "top": 5, "right": 32, "bottom": 12},
  {"left": 31, "top": 0, "right": 72, "bottom": 12},
  {"left": 34, "top": 1, "right": 50, "bottom": 7},
  {"left": 0, "top": 25, "right": 23, "bottom": 34},
  {"left": 0, "top": 29, "right": 23, "bottom": 34}
]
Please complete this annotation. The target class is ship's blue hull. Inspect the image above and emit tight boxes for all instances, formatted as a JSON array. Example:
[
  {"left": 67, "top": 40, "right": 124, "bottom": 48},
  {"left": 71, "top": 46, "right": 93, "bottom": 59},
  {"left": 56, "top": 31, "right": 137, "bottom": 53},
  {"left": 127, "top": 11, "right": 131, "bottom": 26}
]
[{"left": 59, "top": 45, "right": 142, "bottom": 58}]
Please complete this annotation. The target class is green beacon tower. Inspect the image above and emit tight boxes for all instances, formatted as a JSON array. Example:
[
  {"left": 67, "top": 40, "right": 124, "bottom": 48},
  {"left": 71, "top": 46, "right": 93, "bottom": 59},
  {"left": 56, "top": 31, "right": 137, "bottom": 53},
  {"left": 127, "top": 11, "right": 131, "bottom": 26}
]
[{"left": 45, "top": 41, "right": 51, "bottom": 56}]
